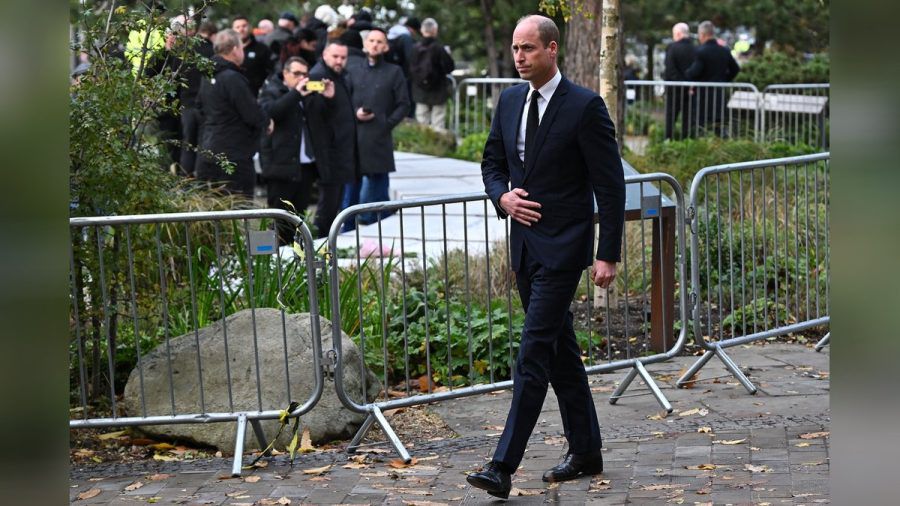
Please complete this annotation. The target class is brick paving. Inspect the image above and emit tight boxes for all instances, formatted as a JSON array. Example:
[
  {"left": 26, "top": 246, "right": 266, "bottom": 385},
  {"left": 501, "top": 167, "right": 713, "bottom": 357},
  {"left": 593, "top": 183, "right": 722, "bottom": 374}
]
[{"left": 70, "top": 343, "right": 829, "bottom": 504}]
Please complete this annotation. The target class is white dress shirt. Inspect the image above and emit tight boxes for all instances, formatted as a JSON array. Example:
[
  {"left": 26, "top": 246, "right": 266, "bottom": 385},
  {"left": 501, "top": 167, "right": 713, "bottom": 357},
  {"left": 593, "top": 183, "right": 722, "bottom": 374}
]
[{"left": 517, "top": 70, "right": 562, "bottom": 163}]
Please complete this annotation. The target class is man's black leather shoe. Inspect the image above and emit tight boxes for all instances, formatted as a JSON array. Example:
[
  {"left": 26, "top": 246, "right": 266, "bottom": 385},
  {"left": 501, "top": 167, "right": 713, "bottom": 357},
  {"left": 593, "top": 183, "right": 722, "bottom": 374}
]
[
  {"left": 467, "top": 461, "right": 512, "bottom": 499},
  {"left": 542, "top": 450, "right": 604, "bottom": 482}
]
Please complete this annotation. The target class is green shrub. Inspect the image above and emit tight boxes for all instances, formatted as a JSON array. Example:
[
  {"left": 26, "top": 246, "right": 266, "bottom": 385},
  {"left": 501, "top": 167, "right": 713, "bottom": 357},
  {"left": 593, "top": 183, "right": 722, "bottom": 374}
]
[
  {"left": 453, "top": 131, "right": 489, "bottom": 162},
  {"left": 739, "top": 51, "right": 830, "bottom": 90},
  {"left": 393, "top": 120, "right": 456, "bottom": 157}
]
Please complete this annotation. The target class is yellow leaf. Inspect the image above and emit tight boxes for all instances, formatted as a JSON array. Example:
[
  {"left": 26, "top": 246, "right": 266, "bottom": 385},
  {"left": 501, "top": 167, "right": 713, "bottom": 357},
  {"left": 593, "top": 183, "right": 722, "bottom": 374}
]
[
  {"left": 147, "top": 474, "right": 172, "bottom": 481},
  {"left": 286, "top": 432, "right": 299, "bottom": 460},
  {"left": 389, "top": 457, "right": 419, "bottom": 468},
  {"left": 714, "top": 439, "right": 747, "bottom": 445},
  {"left": 685, "top": 464, "right": 716, "bottom": 470},
  {"left": 510, "top": 487, "right": 543, "bottom": 496},
  {"left": 677, "top": 407, "right": 708, "bottom": 417},
  {"left": 74, "top": 449, "right": 94, "bottom": 458},
  {"left": 744, "top": 464, "right": 771, "bottom": 473},
  {"left": 76, "top": 488, "right": 102, "bottom": 500},
  {"left": 124, "top": 481, "right": 143, "bottom": 491},
  {"left": 151, "top": 442, "right": 175, "bottom": 451},
  {"left": 152, "top": 454, "right": 177, "bottom": 462},
  {"left": 302, "top": 464, "right": 332, "bottom": 475},
  {"left": 795, "top": 442, "right": 811, "bottom": 447},
  {"left": 299, "top": 427, "right": 315, "bottom": 453},
  {"left": 799, "top": 431, "right": 829, "bottom": 439},
  {"left": 97, "top": 430, "right": 127, "bottom": 440},
  {"left": 697, "top": 427, "right": 712, "bottom": 434},
  {"left": 647, "top": 411, "right": 667, "bottom": 420}
]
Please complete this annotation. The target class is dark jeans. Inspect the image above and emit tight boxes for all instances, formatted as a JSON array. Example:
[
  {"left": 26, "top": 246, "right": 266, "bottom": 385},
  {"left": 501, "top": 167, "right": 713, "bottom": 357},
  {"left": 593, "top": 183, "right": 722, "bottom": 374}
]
[
  {"left": 340, "top": 173, "right": 393, "bottom": 232},
  {"left": 492, "top": 247, "right": 602, "bottom": 471},
  {"left": 266, "top": 163, "right": 318, "bottom": 245},
  {"left": 179, "top": 107, "right": 202, "bottom": 176}
]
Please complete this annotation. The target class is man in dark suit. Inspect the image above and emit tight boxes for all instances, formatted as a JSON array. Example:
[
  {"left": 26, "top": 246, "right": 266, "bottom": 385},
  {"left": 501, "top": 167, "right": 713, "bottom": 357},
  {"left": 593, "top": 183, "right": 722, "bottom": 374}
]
[
  {"left": 664, "top": 22, "right": 696, "bottom": 140},
  {"left": 686, "top": 20, "right": 740, "bottom": 137},
  {"left": 466, "top": 15, "right": 625, "bottom": 499}
]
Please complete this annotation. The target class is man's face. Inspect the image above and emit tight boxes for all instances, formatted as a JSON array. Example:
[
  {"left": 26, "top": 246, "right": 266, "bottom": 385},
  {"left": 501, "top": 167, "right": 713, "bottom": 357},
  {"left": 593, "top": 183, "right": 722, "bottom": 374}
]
[
  {"left": 299, "top": 38, "right": 317, "bottom": 52},
  {"left": 283, "top": 61, "right": 309, "bottom": 89},
  {"left": 364, "top": 30, "right": 388, "bottom": 58},
  {"left": 511, "top": 20, "right": 557, "bottom": 85},
  {"left": 323, "top": 44, "right": 348, "bottom": 74},
  {"left": 230, "top": 41, "right": 245, "bottom": 66},
  {"left": 232, "top": 19, "right": 250, "bottom": 41}
]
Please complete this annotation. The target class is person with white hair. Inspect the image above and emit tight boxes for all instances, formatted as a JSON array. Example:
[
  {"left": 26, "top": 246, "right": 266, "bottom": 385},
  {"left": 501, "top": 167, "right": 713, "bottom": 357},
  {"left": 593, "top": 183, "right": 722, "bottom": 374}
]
[{"left": 663, "top": 22, "right": 696, "bottom": 140}]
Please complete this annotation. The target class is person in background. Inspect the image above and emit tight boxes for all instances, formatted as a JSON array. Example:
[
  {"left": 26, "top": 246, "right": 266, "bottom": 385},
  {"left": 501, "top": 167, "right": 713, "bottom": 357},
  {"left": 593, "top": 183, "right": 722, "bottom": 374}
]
[
  {"left": 339, "top": 28, "right": 367, "bottom": 71},
  {"left": 195, "top": 29, "right": 266, "bottom": 197},
  {"left": 177, "top": 20, "right": 216, "bottom": 176},
  {"left": 303, "top": 41, "right": 358, "bottom": 237},
  {"left": 410, "top": 17, "right": 455, "bottom": 131},
  {"left": 386, "top": 16, "right": 419, "bottom": 118},
  {"left": 255, "top": 19, "right": 274, "bottom": 41},
  {"left": 341, "top": 28, "right": 410, "bottom": 229},
  {"left": 663, "top": 22, "right": 696, "bottom": 140},
  {"left": 685, "top": 20, "right": 740, "bottom": 137},
  {"left": 258, "top": 56, "right": 335, "bottom": 245},
  {"left": 268, "top": 12, "right": 299, "bottom": 64},
  {"left": 231, "top": 16, "right": 272, "bottom": 96}
]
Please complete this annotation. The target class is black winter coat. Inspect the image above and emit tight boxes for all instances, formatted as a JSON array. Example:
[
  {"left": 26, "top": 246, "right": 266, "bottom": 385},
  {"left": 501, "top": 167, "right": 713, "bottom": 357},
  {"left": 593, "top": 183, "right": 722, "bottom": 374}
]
[
  {"left": 196, "top": 56, "right": 266, "bottom": 176},
  {"left": 240, "top": 35, "right": 273, "bottom": 96},
  {"left": 686, "top": 40, "right": 740, "bottom": 82},
  {"left": 348, "top": 58, "right": 410, "bottom": 175},
  {"left": 410, "top": 37, "right": 455, "bottom": 105},
  {"left": 304, "top": 61, "right": 358, "bottom": 184},
  {"left": 663, "top": 38, "right": 696, "bottom": 81},
  {"left": 258, "top": 76, "right": 311, "bottom": 181}
]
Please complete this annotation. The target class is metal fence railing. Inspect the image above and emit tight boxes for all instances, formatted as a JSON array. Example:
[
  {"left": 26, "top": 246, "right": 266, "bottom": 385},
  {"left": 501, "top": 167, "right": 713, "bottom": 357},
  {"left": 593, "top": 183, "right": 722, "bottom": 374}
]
[
  {"left": 68, "top": 210, "right": 324, "bottom": 476},
  {"left": 624, "top": 80, "right": 762, "bottom": 143},
  {"left": 760, "top": 84, "right": 830, "bottom": 150},
  {"left": 325, "top": 172, "right": 688, "bottom": 462},
  {"left": 677, "top": 153, "right": 830, "bottom": 392},
  {"left": 452, "top": 77, "right": 524, "bottom": 139}
]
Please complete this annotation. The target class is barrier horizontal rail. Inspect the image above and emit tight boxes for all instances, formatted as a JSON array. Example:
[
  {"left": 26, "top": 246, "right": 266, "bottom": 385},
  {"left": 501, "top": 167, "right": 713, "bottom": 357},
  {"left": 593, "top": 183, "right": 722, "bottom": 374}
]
[
  {"left": 677, "top": 153, "right": 830, "bottom": 392},
  {"left": 325, "top": 172, "right": 688, "bottom": 462},
  {"left": 452, "top": 77, "right": 525, "bottom": 139},
  {"left": 623, "top": 80, "right": 762, "bottom": 144},
  {"left": 69, "top": 209, "right": 323, "bottom": 476}
]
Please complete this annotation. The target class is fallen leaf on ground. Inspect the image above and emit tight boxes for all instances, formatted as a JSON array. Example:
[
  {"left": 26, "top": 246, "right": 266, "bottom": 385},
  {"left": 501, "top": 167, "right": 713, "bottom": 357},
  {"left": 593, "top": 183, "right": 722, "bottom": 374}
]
[
  {"left": 589, "top": 478, "right": 612, "bottom": 491},
  {"left": 389, "top": 457, "right": 419, "bottom": 468},
  {"left": 225, "top": 489, "right": 248, "bottom": 497},
  {"left": 257, "top": 498, "right": 291, "bottom": 505},
  {"left": 73, "top": 449, "right": 94, "bottom": 458},
  {"left": 640, "top": 484, "right": 689, "bottom": 491},
  {"left": 647, "top": 412, "right": 667, "bottom": 420},
  {"left": 361, "top": 471, "right": 389, "bottom": 478},
  {"left": 147, "top": 474, "right": 172, "bottom": 481},
  {"left": 403, "top": 501, "right": 449, "bottom": 506},
  {"left": 342, "top": 461, "right": 370, "bottom": 469},
  {"left": 744, "top": 464, "right": 771, "bottom": 473},
  {"left": 152, "top": 454, "right": 177, "bottom": 462},
  {"left": 677, "top": 407, "right": 709, "bottom": 417},
  {"left": 299, "top": 428, "right": 315, "bottom": 453},
  {"left": 252, "top": 460, "right": 269, "bottom": 468},
  {"left": 97, "top": 430, "right": 127, "bottom": 440},
  {"left": 482, "top": 425, "right": 505, "bottom": 431},
  {"left": 124, "top": 481, "right": 143, "bottom": 491},
  {"left": 802, "top": 461, "right": 827, "bottom": 466},
  {"left": 652, "top": 431, "right": 665, "bottom": 438},
  {"left": 685, "top": 464, "right": 717, "bottom": 470},
  {"left": 795, "top": 442, "right": 811, "bottom": 448},
  {"left": 799, "top": 431, "right": 829, "bottom": 439},
  {"left": 243, "top": 476, "right": 261, "bottom": 483},
  {"left": 510, "top": 487, "right": 543, "bottom": 496},
  {"left": 302, "top": 464, "right": 332, "bottom": 475},
  {"left": 76, "top": 488, "right": 101, "bottom": 500},
  {"left": 697, "top": 427, "right": 712, "bottom": 433},
  {"left": 697, "top": 487, "right": 711, "bottom": 494},
  {"left": 151, "top": 442, "right": 175, "bottom": 451},
  {"left": 714, "top": 439, "right": 747, "bottom": 445}
]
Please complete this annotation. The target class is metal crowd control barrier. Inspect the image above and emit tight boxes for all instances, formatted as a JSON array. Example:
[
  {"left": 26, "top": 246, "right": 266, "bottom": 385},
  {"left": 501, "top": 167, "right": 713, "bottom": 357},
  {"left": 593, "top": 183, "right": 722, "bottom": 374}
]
[
  {"left": 452, "top": 77, "right": 524, "bottom": 139},
  {"left": 815, "top": 332, "right": 830, "bottom": 352},
  {"left": 677, "top": 153, "right": 830, "bottom": 392},
  {"left": 761, "top": 84, "right": 830, "bottom": 150},
  {"left": 326, "top": 173, "right": 688, "bottom": 462},
  {"left": 68, "top": 210, "right": 323, "bottom": 476},
  {"left": 624, "top": 80, "right": 762, "bottom": 144}
]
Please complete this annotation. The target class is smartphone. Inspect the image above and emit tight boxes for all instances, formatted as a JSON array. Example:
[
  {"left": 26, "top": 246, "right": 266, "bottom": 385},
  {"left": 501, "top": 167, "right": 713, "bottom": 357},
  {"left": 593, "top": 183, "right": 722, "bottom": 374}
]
[{"left": 305, "top": 80, "right": 325, "bottom": 92}]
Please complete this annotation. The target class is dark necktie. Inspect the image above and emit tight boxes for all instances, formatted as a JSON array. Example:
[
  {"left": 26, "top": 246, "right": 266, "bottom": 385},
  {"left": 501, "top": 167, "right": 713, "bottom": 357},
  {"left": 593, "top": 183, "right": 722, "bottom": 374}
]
[{"left": 525, "top": 89, "right": 542, "bottom": 166}]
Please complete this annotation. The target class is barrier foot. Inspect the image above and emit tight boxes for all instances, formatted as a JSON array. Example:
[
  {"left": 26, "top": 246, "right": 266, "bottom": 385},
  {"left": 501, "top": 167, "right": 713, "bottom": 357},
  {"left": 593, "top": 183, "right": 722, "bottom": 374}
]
[
  {"left": 815, "top": 332, "right": 830, "bottom": 352},
  {"left": 372, "top": 406, "right": 412, "bottom": 464},
  {"left": 676, "top": 350, "right": 715, "bottom": 388},
  {"left": 231, "top": 413, "right": 248, "bottom": 477},
  {"left": 250, "top": 418, "right": 270, "bottom": 457},
  {"left": 609, "top": 361, "right": 673, "bottom": 414},
  {"left": 346, "top": 412, "right": 377, "bottom": 454},
  {"left": 715, "top": 346, "right": 757, "bottom": 394}
]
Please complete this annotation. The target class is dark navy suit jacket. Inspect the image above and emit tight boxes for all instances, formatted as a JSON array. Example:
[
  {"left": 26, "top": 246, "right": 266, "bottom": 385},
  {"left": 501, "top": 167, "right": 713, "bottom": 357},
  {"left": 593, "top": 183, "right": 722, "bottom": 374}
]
[{"left": 482, "top": 77, "right": 625, "bottom": 271}]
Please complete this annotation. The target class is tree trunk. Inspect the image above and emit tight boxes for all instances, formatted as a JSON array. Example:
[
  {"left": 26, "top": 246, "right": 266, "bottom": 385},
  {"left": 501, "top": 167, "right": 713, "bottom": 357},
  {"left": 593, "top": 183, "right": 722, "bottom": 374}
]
[
  {"left": 562, "top": 0, "right": 603, "bottom": 92},
  {"left": 598, "top": 0, "right": 624, "bottom": 151},
  {"left": 480, "top": 0, "right": 500, "bottom": 77}
]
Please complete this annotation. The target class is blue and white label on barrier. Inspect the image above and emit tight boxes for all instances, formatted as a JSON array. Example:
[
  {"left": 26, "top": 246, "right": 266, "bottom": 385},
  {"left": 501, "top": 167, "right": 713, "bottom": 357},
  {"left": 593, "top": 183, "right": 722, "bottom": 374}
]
[
  {"left": 249, "top": 230, "right": 278, "bottom": 256},
  {"left": 641, "top": 194, "right": 661, "bottom": 219}
]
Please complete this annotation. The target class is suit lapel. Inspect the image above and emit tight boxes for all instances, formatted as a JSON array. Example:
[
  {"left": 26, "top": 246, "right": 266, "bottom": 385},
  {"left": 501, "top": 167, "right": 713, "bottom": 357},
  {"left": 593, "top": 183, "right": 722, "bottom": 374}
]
[
  {"left": 503, "top": 85, "right": 528, "bottom": 174},
  {"left": 523, "top": 78, "right": 570, "bottom": 182}
]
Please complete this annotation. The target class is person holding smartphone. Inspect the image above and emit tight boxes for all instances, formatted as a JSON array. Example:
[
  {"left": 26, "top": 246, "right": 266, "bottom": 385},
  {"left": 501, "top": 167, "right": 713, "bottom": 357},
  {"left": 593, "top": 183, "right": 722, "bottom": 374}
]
[{"left": 340, "top": 27, "right": 410, "bottom": 230}]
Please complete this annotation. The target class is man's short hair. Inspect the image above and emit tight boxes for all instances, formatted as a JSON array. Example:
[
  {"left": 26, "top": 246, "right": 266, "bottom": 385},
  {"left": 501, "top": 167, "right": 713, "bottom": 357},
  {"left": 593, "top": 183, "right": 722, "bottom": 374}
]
[
  {"left": 213, "top": 29, "right": 241, "bottom": 55},
  {"left": 232, "top": 15, "right": 249, "bottom": 25},
  {"left": 198, "top": 21, "right": 218, "bottom": 37},
  {"left": 404, "top": 16, "right": 421, "bottom": 32},
  {"left": 283, "top": 56, "right": 309, "bottom": 69},
  {"left": 698, "top": 20, "right": 715, "bottom": 38},
  {"left": 421, "top": 18, "right": 438, "bottom": 36},
  {"left": 516, "top": 15, "right": 559, "bottom": 47},
  {"left": 325, "top": 40, "right": 348, "bottom": 50}
]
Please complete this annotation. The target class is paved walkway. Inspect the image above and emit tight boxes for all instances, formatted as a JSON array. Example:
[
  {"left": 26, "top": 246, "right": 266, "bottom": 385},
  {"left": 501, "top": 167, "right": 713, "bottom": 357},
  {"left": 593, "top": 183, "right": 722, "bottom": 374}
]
[{"left": 70, "top": 343, "right": 830, "bottom": 505}]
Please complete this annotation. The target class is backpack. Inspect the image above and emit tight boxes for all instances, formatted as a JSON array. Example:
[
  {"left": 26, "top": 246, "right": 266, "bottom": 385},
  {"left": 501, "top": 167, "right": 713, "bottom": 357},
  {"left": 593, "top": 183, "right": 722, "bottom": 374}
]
[
  {"left": 384, "top": 37, "right": 407, "bottom": 73},
  {"left": 410, "top": 42, "right": 444, "bottom": 91}
]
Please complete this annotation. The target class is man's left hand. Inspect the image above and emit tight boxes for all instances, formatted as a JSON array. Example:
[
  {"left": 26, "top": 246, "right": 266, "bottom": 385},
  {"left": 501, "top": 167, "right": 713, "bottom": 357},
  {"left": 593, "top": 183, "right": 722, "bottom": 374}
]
[{"left": 592, "top": 260, "right": 617, "bottom": 288}]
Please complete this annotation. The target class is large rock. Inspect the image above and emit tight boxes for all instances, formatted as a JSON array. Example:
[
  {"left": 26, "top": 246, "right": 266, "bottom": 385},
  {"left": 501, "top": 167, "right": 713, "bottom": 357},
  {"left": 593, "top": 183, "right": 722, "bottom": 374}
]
[{"left": 123, "top": 308, "right": 379, "bottom": 452}]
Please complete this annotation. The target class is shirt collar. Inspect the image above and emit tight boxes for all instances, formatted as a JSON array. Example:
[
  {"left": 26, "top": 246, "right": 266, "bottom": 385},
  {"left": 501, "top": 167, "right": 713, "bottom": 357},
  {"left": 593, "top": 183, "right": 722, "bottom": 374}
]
[{"left": 530, "top": 69, "right": 562, "bottom": 101}]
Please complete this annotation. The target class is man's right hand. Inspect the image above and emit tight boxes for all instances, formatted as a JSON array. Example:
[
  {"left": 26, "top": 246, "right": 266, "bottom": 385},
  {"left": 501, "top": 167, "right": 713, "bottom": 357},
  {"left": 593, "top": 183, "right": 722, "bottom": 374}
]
[{"left": 499, "top": 188, "right": 542, "bottom": 226}]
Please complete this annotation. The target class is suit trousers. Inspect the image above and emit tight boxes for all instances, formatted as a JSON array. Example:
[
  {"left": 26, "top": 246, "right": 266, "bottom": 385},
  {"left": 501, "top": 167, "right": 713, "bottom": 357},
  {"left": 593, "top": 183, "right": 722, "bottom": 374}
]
[
  {"left": 493, "top": 247, "right": 603, "bottom": 472},
  {"left": 266, "top": 163, "right": 318, "bottom": 245}
]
